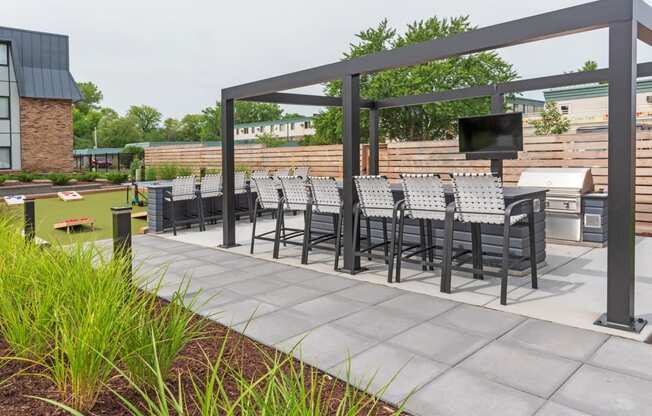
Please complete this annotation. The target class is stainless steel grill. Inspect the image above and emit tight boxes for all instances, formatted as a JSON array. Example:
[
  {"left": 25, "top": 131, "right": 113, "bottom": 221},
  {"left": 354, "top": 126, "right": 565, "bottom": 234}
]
[{"left": 517, "top": 168, "right": 594, "bottom": 242}]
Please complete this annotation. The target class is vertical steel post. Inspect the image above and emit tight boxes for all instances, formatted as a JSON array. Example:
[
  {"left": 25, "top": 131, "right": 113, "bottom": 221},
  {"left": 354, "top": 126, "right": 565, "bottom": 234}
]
[
  {"left": 595, "top": 18, "right": 646, "bottom": 333},
  {"left": 24, "top": 199, "right": 35, "bottom": 242},
  {"left": 368, "top": 107, "right": 380, "bottom": 176},
  {"left": 221, "top": 96, "right": 237, "bottom": 247},
  {"left": 342, "top": 74, "right": 361, "bottom": 273},
  {"left": 490, "top": 93, "right": 505, "bottom": 178},
  {"left": 111, "top": 207, "right": 132, "bottom": 280}
]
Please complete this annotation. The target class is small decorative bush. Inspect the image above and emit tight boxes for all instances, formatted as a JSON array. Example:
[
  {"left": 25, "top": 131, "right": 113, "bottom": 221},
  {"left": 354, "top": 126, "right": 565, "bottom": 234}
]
[
  {"left": 77, "top": 172, "right": 100, "bottom": 182},
  {"left": 47, "top": 173, "right": 72, "bottom": 186},
  {"left": 14, "top": 172, "right": 35, "bottom": 183},
  {"left": 235, "top": 164, "right": 251, "bottom": 176},
  {"left": 177, "top": 166, "right": 192, "bottom": 177},
  {"left": 157, "top": 164, "right": 179, "bottom": 180},
  {"left": 0, "top": 175, "right": 6, "bottom": 185},
  {"left": 106, "top": 172, "right": 129, "bottom": 184},
  {"left": 145, "top": 166, "right": 158, "bottom": 181}
]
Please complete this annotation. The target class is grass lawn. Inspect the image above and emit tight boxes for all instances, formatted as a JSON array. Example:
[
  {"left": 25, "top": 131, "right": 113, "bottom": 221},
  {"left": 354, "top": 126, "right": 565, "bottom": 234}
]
[{"left": 15, "top": 190, "right": 147, "bottom": 245}]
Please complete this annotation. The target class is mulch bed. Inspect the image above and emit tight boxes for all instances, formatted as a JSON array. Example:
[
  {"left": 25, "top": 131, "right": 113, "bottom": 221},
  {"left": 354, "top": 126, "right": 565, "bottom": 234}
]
[{"left": 0, "top": 308, "right": 403, "bottom": 416}]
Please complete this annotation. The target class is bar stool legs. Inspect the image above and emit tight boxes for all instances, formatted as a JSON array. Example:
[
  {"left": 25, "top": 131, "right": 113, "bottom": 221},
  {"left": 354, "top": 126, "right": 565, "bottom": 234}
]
[
  {"left": 471, "top": 223, "right": 483, "bottom": 280},
  {"left": 334, "top": 209, "right": 343, "bottom": 271},
  {"left": 500, "top": 220, "right": 511, "bottom": 305}
]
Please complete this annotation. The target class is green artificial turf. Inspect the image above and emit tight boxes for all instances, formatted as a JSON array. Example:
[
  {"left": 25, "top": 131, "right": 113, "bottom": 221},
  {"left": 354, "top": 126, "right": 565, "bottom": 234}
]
[{"left": 12, "top": 190, "right": 147, "bottom": 245}]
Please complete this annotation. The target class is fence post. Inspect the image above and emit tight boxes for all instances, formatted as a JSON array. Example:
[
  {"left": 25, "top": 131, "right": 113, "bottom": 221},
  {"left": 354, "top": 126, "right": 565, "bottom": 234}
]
[
  {"left": 24, "top": 199, "right": 35, "bottom": 242},
  {"left": 111, "top": 207, "right": 132, "bottom": 280}
]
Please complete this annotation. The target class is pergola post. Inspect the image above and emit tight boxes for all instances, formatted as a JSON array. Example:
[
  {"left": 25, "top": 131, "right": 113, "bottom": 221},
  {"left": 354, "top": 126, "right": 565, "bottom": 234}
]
[
  {"left": 490, "top": 93, "right": 505, "bottom": 177},
  {"left": 341, "top": 74, "right": 362, "bottom": 273},
  {"left": 368, "top": 107, "right": 380, "bottom": 176},
  {"left": 595, "top": 17, "right": 647, "bottom": 332},
  {"left": 221, "top": 96, "right": 237, "bottom": 248}
]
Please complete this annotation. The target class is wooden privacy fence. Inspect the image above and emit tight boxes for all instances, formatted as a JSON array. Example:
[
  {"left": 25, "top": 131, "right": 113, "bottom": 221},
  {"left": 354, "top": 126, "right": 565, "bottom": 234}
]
[{"left": 144, "top": 131, "right": 652, "bottom": 234}]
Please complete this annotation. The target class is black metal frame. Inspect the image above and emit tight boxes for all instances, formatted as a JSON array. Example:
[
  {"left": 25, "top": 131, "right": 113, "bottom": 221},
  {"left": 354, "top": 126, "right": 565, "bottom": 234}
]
[
  {"left": 163, "top": 189, "right": 204, "bottom": 236},
  {"left": 221, "top": 0, "right": 652, "bottom": 332}
]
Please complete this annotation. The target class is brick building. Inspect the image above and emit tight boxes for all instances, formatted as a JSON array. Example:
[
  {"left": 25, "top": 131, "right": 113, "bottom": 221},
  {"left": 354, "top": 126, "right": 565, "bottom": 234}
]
[{"left": 0, "top": 26, "right": 81, "bottom": 172}]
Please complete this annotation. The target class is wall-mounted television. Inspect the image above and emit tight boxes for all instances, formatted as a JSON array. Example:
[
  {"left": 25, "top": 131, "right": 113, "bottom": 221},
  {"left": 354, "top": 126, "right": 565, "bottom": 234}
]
[{"left": 458, "top": 113, "right": 523, "bottom": 159}]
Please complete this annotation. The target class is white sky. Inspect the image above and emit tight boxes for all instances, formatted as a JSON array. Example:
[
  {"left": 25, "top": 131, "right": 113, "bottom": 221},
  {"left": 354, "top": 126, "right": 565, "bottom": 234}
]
[{"left": 5, "top": 0, "right": 652, "bottom": 119}]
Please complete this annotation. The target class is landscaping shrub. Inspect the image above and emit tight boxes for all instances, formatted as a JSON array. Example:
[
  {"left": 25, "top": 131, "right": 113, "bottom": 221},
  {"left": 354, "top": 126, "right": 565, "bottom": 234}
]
[
  {"left": 0, "top": 175, "right": 6, "bottom": 185},
  {"left": 0, "top": 219, "right": 204, "bottom": 411},
  {"left": 106, "top": 172, "right": 129, "bottom": 184},
  {"left": 177, "top": 166, "right": 192, "bottom": 177},
  {"left": 48, "top": 173, "right": 73, "bottom": 186},
  {"left": 157, "top": 164, "right": 179, "bottom": 180},
  {"left": 145, "top": 166, "right": 158, "bottom": 181},
  {"left": 76, "top": 171, "right": 100, "bottom": 182},
  {"left": 13, "top": 172, "right": 35, "bottom": 183}
]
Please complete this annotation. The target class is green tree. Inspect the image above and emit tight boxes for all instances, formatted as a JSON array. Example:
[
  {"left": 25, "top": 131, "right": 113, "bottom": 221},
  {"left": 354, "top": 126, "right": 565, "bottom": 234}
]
[
  {"left": 162, "top": 118, "right": 180, "bottom": 140},
  {"left": 97, "top": 115, "right": 144, "bottom": 147},
  {"left": 578, "top": 60, "right": 598, "bottom": 72},
  {"left": 313, "top": 17, "right": 517, "bottom": 143},
  {"left": 531, "top": 101, "right": 571, "bottom": 135},
  {"left": 235, "top": 102, "right": 283, "bottom": 124},
  {"left": 75, "top": 82, "right": 103, "bottom": 114},
  {"left": 201, "top": 104, "right": 221, "bottom": 141},
  {"left": 256, "top": 132, "right": 287, "bottom": 147},
  {"left": 179, "top": 114, "right": 206, "bottom": 141},
  {"left": 126, "top": 105, "right": 162, "bottom": 134}
]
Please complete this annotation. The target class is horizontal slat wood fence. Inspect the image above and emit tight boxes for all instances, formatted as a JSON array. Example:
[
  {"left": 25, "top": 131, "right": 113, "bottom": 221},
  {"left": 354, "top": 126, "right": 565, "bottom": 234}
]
[{"left": 145, "top": 131, "right": 652, "bottom": 234}]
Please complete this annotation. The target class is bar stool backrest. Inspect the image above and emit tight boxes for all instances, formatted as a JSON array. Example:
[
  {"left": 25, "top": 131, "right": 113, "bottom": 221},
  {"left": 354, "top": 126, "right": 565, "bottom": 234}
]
[
  {"left": 200, "top": 173, "right": 222, "bottom": 198},
  {"left": 354, "top": 175, "right": 395, "bottom": 218},
  {"left": 309, "top": 176, "right": 341, "bottom": 214},
  {"left": 252, "top": 176, "right": 281, "bottom": 209},
  {"left": 234, "top": 171, "right": 247, "bottom": 195},
  {"left": 276, "top": 168, "right": 291, "bottom": 178},
  {"left": 251, "top": 169, "right": 269, "bottom": 179},
  {"left": 172, "top": 176, "right": 196, "bottom": 201},
  {"left": 452, "top": 173, "right": 506, "bottom": 224},
  {"left": 400, "top": 173, "right": 446, "bottom": 220},
  {"left": 279, "top": 176, "right": 311, "bottom": 211},
  {"left": 294, "top": 167, "right": 310, "bottom": 178}
]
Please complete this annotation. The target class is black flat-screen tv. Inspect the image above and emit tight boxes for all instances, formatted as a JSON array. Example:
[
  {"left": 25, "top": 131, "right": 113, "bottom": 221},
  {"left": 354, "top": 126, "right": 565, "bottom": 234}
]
[{"left": 458, "top": 113, "right": 523, "bottom": 158}]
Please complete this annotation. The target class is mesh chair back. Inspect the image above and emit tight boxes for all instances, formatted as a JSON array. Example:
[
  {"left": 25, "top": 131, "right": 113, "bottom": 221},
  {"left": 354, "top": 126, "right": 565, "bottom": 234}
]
[
  {"left": 294, "top": 167, "right": 310, "bottom": 178},
  {"left": 452, "top": 173, "right": 507, "bottom": 224},
  {"left": 200, "top": 173, "right": 222, "bottom": 198},
  {"left": 400, "top": 174, "right": 446, "bottom": 220},
  {"left": 252, "top": 176, "right": 280, "bottom": 209},
  {"left": 234, "top": 171, "right": 247, "bottom": 195},
  {"left": 354, "top": 175, "right": 395, "bottom": 218},
  {"left": 309, "top": 176, "right": 341, "bottom": 214},
  {"left": 172, "top": 176, "right": 196, "bottom": 201},
  {"left": 279, "top": 176, "right": 311, "bottom": 211},
  {"left": 251, "top": 169, "right": 269, "bottom": 179}
]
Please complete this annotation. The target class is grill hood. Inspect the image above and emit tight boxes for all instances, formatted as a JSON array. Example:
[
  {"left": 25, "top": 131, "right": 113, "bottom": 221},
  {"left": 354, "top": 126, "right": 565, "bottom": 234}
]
[{"left": 517, "top": 168, "right": 594, "bottom": 194}]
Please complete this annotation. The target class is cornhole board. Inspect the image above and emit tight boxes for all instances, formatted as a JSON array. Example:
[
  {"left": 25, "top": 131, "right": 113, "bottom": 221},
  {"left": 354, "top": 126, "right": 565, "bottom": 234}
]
[
  {"left": 53, "top": 217, "right": 95, "bottom": 234},
  {"left": 131, "top": 211, "right": 147, "bottom": 220},
  {"left": 57, "top": 191, "right": 83, "bottom": 202},
  {"left": 3, "top": 195, "right": 25, "bottom": 206}
]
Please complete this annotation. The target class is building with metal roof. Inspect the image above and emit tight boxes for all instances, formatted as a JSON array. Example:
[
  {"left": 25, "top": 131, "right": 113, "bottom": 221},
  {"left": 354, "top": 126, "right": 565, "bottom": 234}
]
[{"left": 0, "top": 26, "right": 80, "bottom": 172}]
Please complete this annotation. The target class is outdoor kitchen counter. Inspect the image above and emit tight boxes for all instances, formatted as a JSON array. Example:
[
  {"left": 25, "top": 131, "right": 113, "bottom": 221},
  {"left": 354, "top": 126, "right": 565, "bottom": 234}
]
[{"left": 312, "top": 185, "right": 548, "bottom": 273}]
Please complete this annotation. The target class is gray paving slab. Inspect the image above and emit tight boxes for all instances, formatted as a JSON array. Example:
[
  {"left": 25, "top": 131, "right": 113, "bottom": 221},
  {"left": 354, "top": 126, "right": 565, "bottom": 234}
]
[
  {"left": 408, "top": 368, "right": 544, "bottom": 416},
  {"left": 184, "top": 288, "right": 244, "bottom": 313},
  {"left": 233, "top": 309, "right": 325, "bottom": 345},
  {"left": 459, "top": 342, "right": 581, "bottom": 398},
  {"left": 332, "top": 306, "right": 424, "bottom": 341},
  {"left": 431, "top": 304, "right": 526, "bottom": 338},
  {"left": 588, "top": 337, "right": 652, "bottom": 382},
  {"left": 221, "top": 276, "right": 289, "bottom": 297},
  {"left": 554, "top": 365, "right": 652, "bottom": 416},
  {"left": 329, "top": 343, "right": 448, "bottom": 406},
  {"left": 276, "top": 324, "right": 378, "bottom": 369},
  {"left": 273, "top": 268, "right": 333, "bottom": 284},
  {"left": 500, "top": 319, "right": 608, "bottom": 361},
  {"left": 334, "top": 283, "right": 404, "bottom": 305},
  {"left": 375, "top": 292, "right": 458, "bottom": 321},
  {"left": 206, "top": 298, "right": 279, "bottom": 326},
  {"left": 254, "top": 285, "right": 327, "bottom": 307},
  {"left": 535, "top": 402, "right": 591, "bottom": 416},
  {"left": 140, "top": 253, "right": 189, "bottom": 267},
  {"left": 239, "top": 261, "right": 297, "bottom": 277},
  {"left": 387, "top": 321, "right": 490, "bottom": 366},
  {"left": 290, "top": 294, "right": 369, "bottom": 322},
  {"left": 297, "top": 275, "right": 361, "bottom": 292}
]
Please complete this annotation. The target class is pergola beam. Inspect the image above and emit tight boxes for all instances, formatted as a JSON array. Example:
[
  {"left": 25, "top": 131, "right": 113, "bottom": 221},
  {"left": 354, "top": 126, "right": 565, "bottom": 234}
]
[
  {"left": 241, "top": 92, "right": 375, "bottom": 108},
  {"left": 223, "top": 0, "right": 627, "bottom": 100},
  {"left": 636, "top": 0, "right": 652, "bottom": 45}
]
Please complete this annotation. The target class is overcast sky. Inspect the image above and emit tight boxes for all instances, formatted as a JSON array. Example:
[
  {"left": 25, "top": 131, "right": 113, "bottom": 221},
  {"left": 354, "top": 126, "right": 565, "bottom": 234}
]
[{"left": 5, "top": 0, "right": 652, "bottom": 119}]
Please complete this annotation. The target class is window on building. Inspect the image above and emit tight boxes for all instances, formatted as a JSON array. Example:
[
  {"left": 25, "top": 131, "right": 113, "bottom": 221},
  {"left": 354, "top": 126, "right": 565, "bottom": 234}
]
[
  {"left": 0, "top": 148, "right": 9, "bottom": 169},
  {"left": 560, "top": 105, "right": 569, "bottom": 115},
  {"left": 290, "top": 123, "right": 295, "bottom": 130},
  {"left": 0, "top": 97, "right": 8, "bottom": 119},
  {"left": 0, "top": 44, "right": 7, "bottom": 66}
]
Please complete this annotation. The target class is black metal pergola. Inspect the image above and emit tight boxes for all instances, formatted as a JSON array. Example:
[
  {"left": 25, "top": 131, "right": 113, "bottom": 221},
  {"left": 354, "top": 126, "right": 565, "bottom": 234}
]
[{"left": 221, "top": 0, "right": 652, "bottom": 332}]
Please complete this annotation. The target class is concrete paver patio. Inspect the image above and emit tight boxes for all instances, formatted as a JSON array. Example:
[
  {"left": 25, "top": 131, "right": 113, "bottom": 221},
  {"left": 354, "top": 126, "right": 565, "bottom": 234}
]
[{"left": 120, "top": 233, "right": 652, "bottom": 416}]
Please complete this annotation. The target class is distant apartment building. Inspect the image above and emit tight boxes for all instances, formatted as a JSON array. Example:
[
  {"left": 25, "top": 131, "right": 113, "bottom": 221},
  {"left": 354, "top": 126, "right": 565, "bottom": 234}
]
[
  {"left": 539, "top": 80, "right": 652, "bottom": 132},
  {"left": 0, "top": 26, "right": 81, "bottom": 172},
  {"left": 234, "top": 116, "right": 315, "bottom": 142}
]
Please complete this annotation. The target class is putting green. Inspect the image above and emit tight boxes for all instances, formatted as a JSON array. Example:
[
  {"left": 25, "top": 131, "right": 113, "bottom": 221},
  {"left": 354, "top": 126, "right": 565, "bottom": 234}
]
[{"left": 8, "top": 190, "right": 147, "bottom": 245}]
